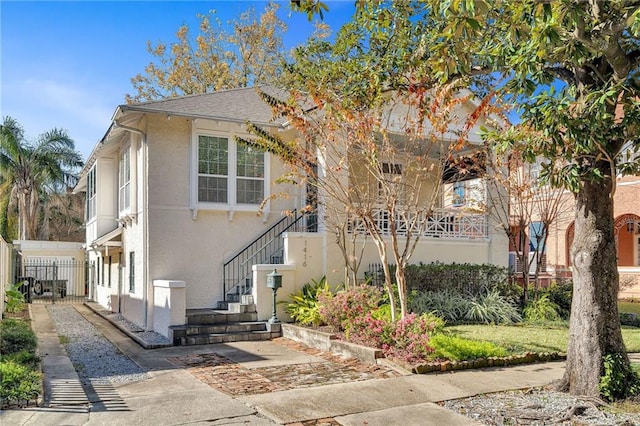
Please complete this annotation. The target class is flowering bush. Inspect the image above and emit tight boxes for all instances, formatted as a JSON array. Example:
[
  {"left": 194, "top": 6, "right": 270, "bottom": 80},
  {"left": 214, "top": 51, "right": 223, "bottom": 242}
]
[
  {"left": 381, "top": 313, "right": 436, "bottom": 363},
  {"left": 314, "top": 283, "right": 442, "bottom": 364},
  {"left": 318, "top": 284, "right": 383, "bottom": 332}
]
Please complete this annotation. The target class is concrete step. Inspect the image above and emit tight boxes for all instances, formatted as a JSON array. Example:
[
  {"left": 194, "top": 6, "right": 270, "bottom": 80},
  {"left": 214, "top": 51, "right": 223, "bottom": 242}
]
[
  {"left": 227, "top": 303, "right": 256, "bottom": 313},
  {"left": 171, "top": 321, "right": 268, "bottom": 336},
  {"left": 185, "top": 309, "right": 257, "bottom": 325},
  {"left": 170, "top": 322, "right": 282, "bottom": 346}
]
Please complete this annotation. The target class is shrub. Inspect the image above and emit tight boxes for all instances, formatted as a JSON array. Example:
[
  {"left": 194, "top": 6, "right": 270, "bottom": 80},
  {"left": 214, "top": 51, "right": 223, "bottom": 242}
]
[
  {"left": 599, "top": 353, "right": 640, "bottom": 401},
  {"left": 539, "top": 281, "right": 573, "bottom": 319},
  {"left": 523, "top": 294, "right": 561, "bottom": 323},
  {"left": 409, "top": 289, "right": 471, "bottom": 323},
  {"left": 464, "top": 291, "right": 522, "bottom": 324},
  {"left": 381, "top": 313, "right": 437, "bottom": 363},
  {"left": 620, "top": 312, "right": 640, "bottom": 327},
  {"left": 3, "top": 350, "right": 40, "bottom": 368},
  {"left": 342, "top": 312, "right": 388, "bottom": 348},
  {"left": 284, "top": 277, "right": 331, "bottom": 327},
  {"left": 0, "top": 360, "right": 41, "bottom": 404},
  {"left": 430, "top": 334, "right": 508, "bottom": 361},
  {"left": 318, "top": 284, "right": 383, "bottom": 332},
  {"left": 0, "top": 319, "right": 37, "bottom": 356},
  {"left": 404, "top": 262, "right": 517, "bottom": 301},
  {"left": 4, "top": 282, "right": 27, "bottom": 314}
]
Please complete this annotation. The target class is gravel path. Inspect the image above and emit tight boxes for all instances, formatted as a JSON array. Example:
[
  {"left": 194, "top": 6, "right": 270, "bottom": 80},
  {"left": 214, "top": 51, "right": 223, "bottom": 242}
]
[
  {"left": 443, "top": 388, "right": 640, "bottom": 425},
  {"left": 47, "top": 305, "right": 150, "bottom": 385}
]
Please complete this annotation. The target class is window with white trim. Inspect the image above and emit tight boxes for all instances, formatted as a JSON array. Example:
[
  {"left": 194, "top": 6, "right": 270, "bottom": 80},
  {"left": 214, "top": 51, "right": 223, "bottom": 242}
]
[
  {"left": 452, "top": 181, "right": 465, "bottom": 207},
  {"left": 198, "top": 136, "right": 228, "bottom": 203},
  {"left": 119, "top": 148, "right": 131, "bottom": 213},
  {"left": 129, "top": 251, "right": 135, "bottom": 293},
  {"left": 196, "top": 134, "right": 265, "bottom": 207},
  {"left": 86, "top": 166, "right": 96, "bottom": 220},
  {"left": 236, "top": 143, "right": 264, "bottom": 204}
]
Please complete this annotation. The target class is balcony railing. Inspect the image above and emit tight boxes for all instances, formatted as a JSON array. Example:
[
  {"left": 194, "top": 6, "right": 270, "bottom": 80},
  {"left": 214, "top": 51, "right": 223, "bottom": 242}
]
[{"left": 351, "top": 208, "right": 489, "bottom": 239}]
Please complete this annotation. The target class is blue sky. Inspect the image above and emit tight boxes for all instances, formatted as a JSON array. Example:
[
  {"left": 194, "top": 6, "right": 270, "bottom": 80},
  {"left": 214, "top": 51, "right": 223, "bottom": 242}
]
[{"left": 1, "top": 1, "right": 354, "bottom": 159}]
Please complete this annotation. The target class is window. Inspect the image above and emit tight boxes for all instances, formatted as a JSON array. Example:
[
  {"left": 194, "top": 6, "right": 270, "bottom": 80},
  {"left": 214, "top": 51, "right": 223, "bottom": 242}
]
[
  {"left": 86, "top": 166, "right": 96, "bottom": 220},
  {"left": 452, "top": 182, "right": 465, "bottom": 207},
  {"left": 129, "top": 252, "right": 135, "bottom": 292},
  {"left": 198, "top": 136, "right": 229, "bottom": 203},
  {"left": 529, "top": 221, "right": 547, "bottom": 253},
  {"left": 96, "top": 256, "right": 101, "bottom": 286},
  {"left": 107, "top": 256, "right": 112, "bottom": 288},
  {"left": 101, "top": 256, "right": 105, "bottom": 286},
  {"left": 196, "top": 134, "right": 265, "bottom": 207},
  {"left": 119, "top": 148, "right": 131, "bottom": 213},
  {"left": 236, "top": 144, "right": 264, "bottom": 204}
]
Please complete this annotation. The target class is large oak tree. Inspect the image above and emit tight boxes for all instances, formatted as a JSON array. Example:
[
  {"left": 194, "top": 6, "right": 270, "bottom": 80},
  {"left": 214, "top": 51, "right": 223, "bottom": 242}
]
[{"left": 296, "top": 0, "right": 640, "bottom": 398}]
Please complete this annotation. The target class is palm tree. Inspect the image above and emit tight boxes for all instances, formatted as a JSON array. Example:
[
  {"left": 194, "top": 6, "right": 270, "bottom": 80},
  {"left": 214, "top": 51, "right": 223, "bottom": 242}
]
[{"left": 0, "top": 116, "right": 83, "bottom": 240}]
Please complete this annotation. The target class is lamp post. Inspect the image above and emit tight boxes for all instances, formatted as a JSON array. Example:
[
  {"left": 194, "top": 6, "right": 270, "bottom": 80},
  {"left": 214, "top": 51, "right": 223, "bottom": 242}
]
[{"left": 266, "top": 269, "right": 282, "bottom": 324}]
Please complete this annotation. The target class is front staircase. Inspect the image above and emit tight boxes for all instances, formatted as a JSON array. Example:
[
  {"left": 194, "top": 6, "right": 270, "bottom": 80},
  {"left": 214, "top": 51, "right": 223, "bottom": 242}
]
[{"left": 169, "top": 302, "right": 281, "bottom": 346}]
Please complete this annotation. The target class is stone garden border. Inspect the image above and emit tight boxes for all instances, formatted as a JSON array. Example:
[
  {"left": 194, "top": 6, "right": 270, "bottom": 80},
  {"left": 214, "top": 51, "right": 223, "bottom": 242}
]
[{"left": 281, "top": 323, "right": 566, "bottom": 374}]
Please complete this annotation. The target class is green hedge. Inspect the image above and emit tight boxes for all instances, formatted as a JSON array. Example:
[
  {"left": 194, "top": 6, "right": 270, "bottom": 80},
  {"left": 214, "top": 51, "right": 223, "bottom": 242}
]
[
  {"left": 0, "top": 318, "right": 41, "bottom": 406},
  {"left": 0, "top": 319, "right": 37, "bottom": 356},
  {"left": 404, "top": 262, "right": 519, "bottom": 301}
]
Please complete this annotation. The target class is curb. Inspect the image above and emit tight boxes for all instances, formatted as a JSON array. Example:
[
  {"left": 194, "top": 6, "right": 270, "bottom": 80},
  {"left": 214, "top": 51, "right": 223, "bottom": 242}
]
[{"left": 83, "top": 302, "right": 172, "bottom": 349}]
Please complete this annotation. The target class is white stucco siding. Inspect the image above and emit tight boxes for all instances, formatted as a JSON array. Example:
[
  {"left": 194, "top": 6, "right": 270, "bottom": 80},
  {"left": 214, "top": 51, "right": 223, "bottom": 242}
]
[
  {"left": 143, "top": 115, "right": 299, "bottom": 309},
  {"left": 148, "top": 209, "right": 287, "bottom": 308},
  {"left": 147, "top": 116, "right": 191, "bottom": 208}
]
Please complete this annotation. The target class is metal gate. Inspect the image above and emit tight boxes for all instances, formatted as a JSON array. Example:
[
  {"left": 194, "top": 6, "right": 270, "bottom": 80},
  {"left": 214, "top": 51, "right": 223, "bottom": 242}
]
[{"left": 13, "top": 257, "right": 94, "bottom": 304}]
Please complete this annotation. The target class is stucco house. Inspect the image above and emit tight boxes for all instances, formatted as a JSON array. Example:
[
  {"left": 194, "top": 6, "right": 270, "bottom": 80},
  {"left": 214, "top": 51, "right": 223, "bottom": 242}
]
[{"left": 75, "top": 87, "right": 508, "bottom": 343}]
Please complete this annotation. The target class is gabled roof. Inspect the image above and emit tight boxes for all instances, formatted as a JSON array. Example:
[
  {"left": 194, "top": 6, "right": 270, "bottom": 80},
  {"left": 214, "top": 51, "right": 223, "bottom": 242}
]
[{"left": 117, "top": 86, "right": 289, "bottom": 127}]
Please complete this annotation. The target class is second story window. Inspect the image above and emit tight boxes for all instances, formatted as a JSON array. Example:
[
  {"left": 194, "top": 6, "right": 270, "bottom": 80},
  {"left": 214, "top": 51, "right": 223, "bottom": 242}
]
[
  {"left": 195, "top": 134, "right": 266, "bottom": 208},
  {"left": 119, "top": 148, "right": 131, "bottom": 213},
  {"left": 452, "top": 181, "right": 466, "bottom": 207},
  {"left": 86, "top": 166, "right": 97, "bottom": 220},
  {"left": 198, "top": 135, "right": 229, "bottom": 203},
  {"left": 236, "top": 144, "right": 264, "bottom": 204}
]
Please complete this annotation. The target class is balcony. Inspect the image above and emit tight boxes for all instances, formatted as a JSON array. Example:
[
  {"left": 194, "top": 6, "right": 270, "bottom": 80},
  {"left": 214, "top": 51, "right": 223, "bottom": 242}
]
[{"left": 351, "top": 208, "right": 489, "bottom": 239}]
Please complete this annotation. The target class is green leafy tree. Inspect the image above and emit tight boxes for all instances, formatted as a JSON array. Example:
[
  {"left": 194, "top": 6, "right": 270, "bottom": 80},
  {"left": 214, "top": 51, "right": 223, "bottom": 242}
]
[
  {"left": 0, "top": 116, "right": 83, "bottom": 241},
  {"left": 297, "top": 0, "right": 640, "bottom": 398},
  {"left": 126, "top": 2, "right": 288, "bottom": 102}
]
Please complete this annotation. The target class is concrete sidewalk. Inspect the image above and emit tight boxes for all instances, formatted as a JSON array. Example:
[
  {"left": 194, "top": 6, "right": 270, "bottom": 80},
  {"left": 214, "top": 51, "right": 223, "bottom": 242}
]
[{"left": 0, "top": 304, "right": 567, "bottom": 425}]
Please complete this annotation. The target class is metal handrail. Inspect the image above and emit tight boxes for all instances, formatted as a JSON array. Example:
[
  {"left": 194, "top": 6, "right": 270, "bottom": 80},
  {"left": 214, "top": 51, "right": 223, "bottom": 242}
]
[{"left": 222, "top": 210, "right": 316, "bottom": 303}]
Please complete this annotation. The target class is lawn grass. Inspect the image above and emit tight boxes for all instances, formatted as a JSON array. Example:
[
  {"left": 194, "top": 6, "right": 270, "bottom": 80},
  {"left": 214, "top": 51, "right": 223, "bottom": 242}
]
[
  {"left": 447, "top": 322, "right": 640, "bottom": 354},
  {"left": 619, "top": 301, "right": 640, "bottom": 315}
]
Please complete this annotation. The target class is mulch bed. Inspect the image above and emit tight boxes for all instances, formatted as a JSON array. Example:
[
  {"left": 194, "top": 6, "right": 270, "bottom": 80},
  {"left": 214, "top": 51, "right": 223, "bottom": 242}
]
[{"left": 2, "top": 306, "right": 31, "bottom": 321}]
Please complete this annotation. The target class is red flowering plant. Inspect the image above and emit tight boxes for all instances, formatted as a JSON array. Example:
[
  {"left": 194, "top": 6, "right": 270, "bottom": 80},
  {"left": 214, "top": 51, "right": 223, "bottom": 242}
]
[
  {"left": 318, "top": 284, "right": 383, "bottom": 333},
  {"left": 318, "top": 284, "right": 440, "bottom": 364},
  {"left": 381, "top": 313, "right": 436, "bottom": 364}
]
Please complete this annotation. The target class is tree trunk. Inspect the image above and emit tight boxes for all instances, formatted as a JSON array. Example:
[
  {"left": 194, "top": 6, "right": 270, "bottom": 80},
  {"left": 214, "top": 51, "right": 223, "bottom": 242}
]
[
  {"left": 558, "top": 175, "right": 629, "bottom": 396},
  {"left": 395, "top": 263, "right": 408, "bottom": 318}
]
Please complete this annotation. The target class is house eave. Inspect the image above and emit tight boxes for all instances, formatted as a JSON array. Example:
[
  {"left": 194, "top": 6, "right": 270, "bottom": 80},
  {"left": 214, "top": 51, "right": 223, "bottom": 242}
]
[{"left": 117, "top": 105, "right": 285, "bottom": 130}]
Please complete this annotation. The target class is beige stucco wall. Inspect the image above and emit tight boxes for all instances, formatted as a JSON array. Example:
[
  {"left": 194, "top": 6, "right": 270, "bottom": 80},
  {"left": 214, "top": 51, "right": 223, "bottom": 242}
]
[{"left": 143, "top": 115, "right": 299, "bottom": 311}]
